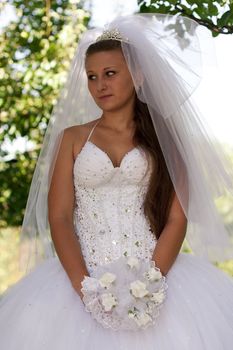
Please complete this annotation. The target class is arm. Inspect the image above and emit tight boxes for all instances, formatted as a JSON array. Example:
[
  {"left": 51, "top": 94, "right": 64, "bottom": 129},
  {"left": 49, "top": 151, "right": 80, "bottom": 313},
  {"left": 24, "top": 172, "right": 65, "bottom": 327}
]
[
  {"left": 48, "top": 128, "right": 89, "bottom": 300},
  {"left": 151, "top": 192, "right": 187, "bottom": 276}
]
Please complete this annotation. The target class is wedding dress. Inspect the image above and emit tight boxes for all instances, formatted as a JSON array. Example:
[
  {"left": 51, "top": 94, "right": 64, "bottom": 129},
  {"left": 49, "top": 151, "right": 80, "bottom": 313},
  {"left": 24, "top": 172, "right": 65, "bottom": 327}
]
[{"left": 0, "top": 120, "right": 233, "bottom": 350}]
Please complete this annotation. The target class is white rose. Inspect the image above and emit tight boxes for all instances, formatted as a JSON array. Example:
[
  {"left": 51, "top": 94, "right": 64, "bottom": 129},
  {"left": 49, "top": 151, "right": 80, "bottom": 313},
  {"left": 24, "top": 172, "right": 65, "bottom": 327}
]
[
  {"left": 134, "top": 312, "right": 152, "bottom": 327},
  {"left": 127, "top": 256, "right": 140, "bottom": 269},
  {"left": 150, "top": 290, "right": 165, "bottom": 303},
  {"left": 99, "top": 272, "right": 116, "bottom": 289},
  {"left": 144, "top": 267, "right": 162, "bottom": 282},
  {"left": 100, "top": 293, "right": 118, "bottom": 311},
  {"left": 130, "top": 280, "right": 149, "bottom": 298}
]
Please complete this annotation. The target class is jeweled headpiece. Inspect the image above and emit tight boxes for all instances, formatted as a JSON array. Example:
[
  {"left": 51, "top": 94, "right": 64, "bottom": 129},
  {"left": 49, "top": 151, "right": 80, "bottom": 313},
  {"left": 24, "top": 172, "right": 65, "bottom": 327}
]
[{"left": 95, "top": 28, "right": 129, "bottom": 43}]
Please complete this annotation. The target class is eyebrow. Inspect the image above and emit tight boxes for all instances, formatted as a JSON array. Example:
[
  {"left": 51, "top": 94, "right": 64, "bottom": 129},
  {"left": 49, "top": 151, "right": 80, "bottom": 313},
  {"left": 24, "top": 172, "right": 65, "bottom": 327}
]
[{"left": 86, "top": 66, "right": 118, "bottom": 73}]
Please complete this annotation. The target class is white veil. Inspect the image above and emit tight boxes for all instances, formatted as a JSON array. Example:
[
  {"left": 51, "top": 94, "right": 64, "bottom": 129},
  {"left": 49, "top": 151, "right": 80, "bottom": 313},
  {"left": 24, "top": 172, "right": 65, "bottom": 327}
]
[{"left": 18, "top": 13, "right": 233, "bottom": 277}]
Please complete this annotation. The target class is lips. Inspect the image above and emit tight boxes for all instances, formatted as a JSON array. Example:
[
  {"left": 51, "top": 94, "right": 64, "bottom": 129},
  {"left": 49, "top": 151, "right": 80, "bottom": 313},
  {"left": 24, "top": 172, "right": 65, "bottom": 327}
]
[{"left": 98, "top": 94, "right": 113, "bottom": 99}]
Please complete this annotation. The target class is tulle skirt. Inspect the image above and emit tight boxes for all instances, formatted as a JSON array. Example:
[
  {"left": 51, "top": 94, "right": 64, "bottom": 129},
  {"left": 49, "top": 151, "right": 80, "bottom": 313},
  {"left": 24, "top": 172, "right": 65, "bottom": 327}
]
[{"left": 0, "top": 252, "right": 233, "bottom": 350}]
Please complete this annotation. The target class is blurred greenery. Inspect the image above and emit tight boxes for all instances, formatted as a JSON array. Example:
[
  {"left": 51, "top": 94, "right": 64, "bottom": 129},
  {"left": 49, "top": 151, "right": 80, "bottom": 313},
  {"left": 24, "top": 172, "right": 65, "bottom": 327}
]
[
  {"left": 0, "top": 227, "right": 24, "bottom": 294},
  {"left": 138, "top": 0, "right": 233, "bottom": 36},
  {"left": 0, "top": 0, "right": 90, "bottom": 226}
]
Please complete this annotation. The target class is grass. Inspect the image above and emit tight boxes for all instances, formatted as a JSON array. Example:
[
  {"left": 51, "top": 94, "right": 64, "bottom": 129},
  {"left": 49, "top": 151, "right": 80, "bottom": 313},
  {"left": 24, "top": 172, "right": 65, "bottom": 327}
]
[{"left": 0, "top": 227, "right": 24, "bottom": 294}]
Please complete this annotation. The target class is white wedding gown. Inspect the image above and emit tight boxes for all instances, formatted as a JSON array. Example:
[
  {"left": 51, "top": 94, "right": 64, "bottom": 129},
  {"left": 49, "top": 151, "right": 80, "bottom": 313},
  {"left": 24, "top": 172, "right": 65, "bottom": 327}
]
[{"left": 0, "top": 122, "right": 233, "bottom": 349}]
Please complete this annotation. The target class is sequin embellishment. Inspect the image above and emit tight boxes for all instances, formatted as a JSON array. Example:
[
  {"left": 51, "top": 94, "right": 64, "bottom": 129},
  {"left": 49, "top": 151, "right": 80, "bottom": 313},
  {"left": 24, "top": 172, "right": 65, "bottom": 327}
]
[{"left": 73, "top": 140, "right": 157, "bottom": 273}]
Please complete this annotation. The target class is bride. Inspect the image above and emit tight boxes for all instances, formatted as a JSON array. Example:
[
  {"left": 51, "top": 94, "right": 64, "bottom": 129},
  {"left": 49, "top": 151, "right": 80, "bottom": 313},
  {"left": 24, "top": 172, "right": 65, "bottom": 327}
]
[
  {"left": 0, "top": 13, "right": 233, "bottom": 349},
  {"left": 49, "top": 38, "right": 187, "bottom": 301}
]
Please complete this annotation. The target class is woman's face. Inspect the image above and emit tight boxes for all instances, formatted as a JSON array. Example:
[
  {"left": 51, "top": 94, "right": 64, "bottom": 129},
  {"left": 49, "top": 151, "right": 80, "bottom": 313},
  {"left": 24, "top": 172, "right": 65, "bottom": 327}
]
[{"left": 85, "top": 49, "right": 135, "bottom": 112}]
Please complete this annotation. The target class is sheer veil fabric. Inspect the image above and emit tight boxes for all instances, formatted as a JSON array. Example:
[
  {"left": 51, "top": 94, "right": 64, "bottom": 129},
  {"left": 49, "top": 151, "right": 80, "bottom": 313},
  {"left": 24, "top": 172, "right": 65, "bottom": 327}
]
[{"left": 19, "top": 13, "right": 233, "bottom": 277}]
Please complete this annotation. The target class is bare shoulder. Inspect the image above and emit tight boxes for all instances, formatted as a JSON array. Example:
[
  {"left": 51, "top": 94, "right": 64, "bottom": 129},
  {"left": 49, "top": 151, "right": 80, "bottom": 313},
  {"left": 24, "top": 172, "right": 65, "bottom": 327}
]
[
  {"left": 64, "top": 119, "right": 100, "bottom": 137},
  {"left": 63, "top": 118, "right": 101, "bottom": 158}
]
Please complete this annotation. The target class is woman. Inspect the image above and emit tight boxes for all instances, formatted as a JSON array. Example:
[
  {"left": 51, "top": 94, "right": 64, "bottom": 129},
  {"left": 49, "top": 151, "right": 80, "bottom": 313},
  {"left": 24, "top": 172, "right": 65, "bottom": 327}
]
[{"left": 0, "top": 13, "right": 233, "bottom": 349}]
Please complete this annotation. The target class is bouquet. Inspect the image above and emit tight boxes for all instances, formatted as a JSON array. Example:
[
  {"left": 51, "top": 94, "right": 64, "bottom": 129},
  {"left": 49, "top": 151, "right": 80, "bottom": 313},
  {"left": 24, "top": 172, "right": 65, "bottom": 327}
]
[{"left": 81, "top": 256, "right": 168, "bottom": 331}]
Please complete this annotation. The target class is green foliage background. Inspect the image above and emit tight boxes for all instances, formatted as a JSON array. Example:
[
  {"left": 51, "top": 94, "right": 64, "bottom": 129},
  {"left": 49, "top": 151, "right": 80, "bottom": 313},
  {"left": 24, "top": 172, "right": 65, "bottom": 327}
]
[
  {"left": 138, "top": 0, "right": 233, "bottom": 36},
  {"left": 0, "top": 0, "right": 89, "bottom": 226}
]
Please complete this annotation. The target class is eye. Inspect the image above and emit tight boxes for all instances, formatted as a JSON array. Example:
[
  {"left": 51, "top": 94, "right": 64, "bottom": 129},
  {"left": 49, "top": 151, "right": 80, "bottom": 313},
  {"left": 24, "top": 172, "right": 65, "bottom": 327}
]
[
  {"left": 106, "top": 70, "right": 116, "bottom": 77},
  {"left": 87, "top": 74, "right": 96, "bottom": 81}
]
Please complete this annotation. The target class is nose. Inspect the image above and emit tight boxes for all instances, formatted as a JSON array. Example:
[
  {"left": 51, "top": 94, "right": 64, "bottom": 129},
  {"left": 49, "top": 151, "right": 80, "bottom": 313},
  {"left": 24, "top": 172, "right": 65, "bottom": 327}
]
[{"left": 96, "top": 77, "right": 107, "bottom": 92}]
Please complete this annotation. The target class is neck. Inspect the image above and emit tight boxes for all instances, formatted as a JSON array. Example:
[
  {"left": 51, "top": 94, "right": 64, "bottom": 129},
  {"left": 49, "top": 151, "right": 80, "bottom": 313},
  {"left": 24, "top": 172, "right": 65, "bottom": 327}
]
[{"left": 99, "top": 101, "right": 135, "bottom": 132}]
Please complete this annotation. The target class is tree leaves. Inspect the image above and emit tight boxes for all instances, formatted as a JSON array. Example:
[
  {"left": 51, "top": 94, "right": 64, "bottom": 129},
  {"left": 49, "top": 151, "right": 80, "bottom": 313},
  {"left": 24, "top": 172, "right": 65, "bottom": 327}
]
[
  {"left": 138, "top": 0, "right": 233, "bottom": 36},
  {"left": 0, "top": 0, "right": 89, "bottom": 226}
]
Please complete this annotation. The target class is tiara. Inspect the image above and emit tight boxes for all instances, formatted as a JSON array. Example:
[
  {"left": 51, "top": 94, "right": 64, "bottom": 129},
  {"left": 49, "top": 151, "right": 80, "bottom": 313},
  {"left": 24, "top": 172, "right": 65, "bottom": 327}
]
[{"left": 95, "top": 28, "right": 129, "bottom": 43}]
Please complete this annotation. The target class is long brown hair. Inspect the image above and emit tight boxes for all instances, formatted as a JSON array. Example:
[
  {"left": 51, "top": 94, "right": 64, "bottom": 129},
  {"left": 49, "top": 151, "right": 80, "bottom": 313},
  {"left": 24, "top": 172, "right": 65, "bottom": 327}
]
[{"left": 85, "top": 40, "right": 185, "bottom": 240}]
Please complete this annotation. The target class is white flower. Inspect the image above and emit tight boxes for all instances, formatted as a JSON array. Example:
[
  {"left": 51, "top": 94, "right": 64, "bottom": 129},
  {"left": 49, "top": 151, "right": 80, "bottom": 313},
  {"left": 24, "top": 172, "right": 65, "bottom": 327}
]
[
  {"left": 127, "top": 256, "right": 139, "bottom": 269},
  {"left": 100, "top": 293, "right": 118, "bottom": 311},
  {"left": 99, "top": 272, "right": 116, "bottom": 289},
  {"left": 134, "top": 312, "right": 152, "bottom": 327},
  {"left": 144, "top": 267, "right": 162, "bottom": 282},
  {"left": 150, "top": 290, "right": 165, "bottom": 303},
  {"left": 130, "top": 280, "right": 149, "bottom": 298}
]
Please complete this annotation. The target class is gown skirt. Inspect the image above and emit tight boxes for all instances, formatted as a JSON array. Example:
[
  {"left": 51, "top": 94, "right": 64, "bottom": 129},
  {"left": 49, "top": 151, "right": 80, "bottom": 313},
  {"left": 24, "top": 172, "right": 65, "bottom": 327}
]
[{"left": 0, "top": 252, "right": 233, "bottom": 350}]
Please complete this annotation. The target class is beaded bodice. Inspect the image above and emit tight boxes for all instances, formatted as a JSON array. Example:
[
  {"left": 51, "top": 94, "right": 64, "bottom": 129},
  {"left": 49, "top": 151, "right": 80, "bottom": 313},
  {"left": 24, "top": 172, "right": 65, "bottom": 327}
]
[{"left": 73, "top": 121, "right": 157, "bottom": 274}]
